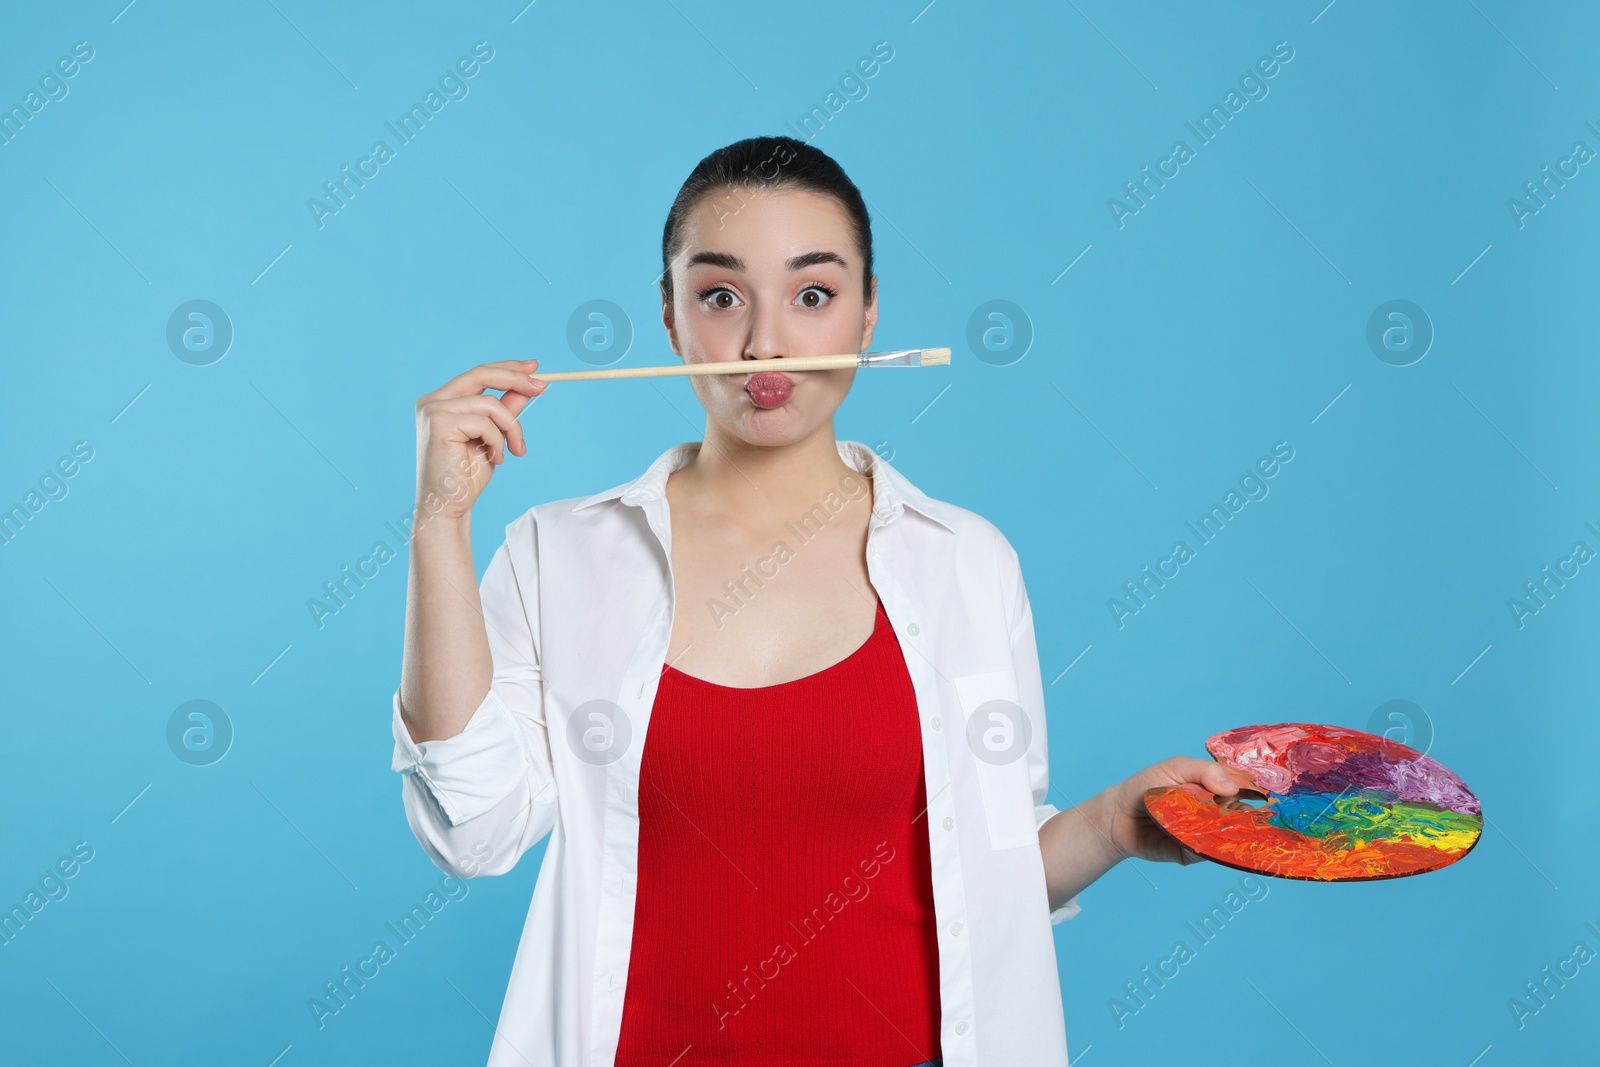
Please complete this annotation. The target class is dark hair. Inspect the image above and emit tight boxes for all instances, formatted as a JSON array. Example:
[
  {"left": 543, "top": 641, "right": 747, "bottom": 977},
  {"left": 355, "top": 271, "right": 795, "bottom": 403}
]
[{"left": 660, "top": 135, "right": 875, "bottom": 307}]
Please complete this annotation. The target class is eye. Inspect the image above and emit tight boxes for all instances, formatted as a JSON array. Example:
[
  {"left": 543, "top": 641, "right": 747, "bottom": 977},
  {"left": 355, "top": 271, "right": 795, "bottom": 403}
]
[
  {"left": 696, "top": 286, "right": 742, "bottom": 310},
  {"left": 796, "top": 283, "right": 837, "bottom": 309}
]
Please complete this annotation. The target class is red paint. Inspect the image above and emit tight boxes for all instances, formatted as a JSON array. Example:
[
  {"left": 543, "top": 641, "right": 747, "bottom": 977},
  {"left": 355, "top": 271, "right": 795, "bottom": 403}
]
[{"left": 1144, "top": 722, "right": 1482, "bottom": 882}]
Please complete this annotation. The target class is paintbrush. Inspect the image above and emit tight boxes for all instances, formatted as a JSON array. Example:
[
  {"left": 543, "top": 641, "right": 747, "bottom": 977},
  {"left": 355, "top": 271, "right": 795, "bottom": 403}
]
[{"left": 528, "top": 347, "right": 950, "bottom": 382}]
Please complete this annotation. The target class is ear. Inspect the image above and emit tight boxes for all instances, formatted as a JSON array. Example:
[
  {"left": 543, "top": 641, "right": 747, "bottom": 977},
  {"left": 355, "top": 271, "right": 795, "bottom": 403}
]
[
  {"left": 859, "top": 275, "right": 879, "bottom": 352},
  {"left": 660, "top": 283, "right": 682, "bottom": 360}
]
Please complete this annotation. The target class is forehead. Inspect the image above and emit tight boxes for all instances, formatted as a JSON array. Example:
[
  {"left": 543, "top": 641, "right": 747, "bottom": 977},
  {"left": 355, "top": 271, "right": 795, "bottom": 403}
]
[{"left": 677, "top": 186, "right": 856, "bottom": 265}]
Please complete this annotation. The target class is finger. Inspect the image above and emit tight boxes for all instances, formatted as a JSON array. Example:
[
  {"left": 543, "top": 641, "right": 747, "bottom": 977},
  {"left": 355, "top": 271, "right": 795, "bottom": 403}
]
[
  {"left": 477, "top": 365, "right": 547, "bottom": 428},
  {"left": 454, "top": 413, "right": 508, "bottom": 465},
  {"left": 430, "top": 360, "right": 528, "bottom": 400},
  {"left": 435, "top": 395, "right": 527, "bottom": 458},
  {"left": 425, "top": 373, "right": 546, "bottom": 430},
  {"left": 1158, "top": 755, "right": 1219, "bottom": 789},
  {"left": 431, "top": 360, "right": 545, "bottom": 402},
  {"left": 1179, "top": 847, "right": 1205, "bottom": 866},
  {"left": 1199, "top": 761, "right": 1244, "bottom": 797},
  {"left": 500, "top": 379, "right": 546, "bottom": 424},
  {"left": 1165, "top": 755, "right": 1243, "bottom": 796}
]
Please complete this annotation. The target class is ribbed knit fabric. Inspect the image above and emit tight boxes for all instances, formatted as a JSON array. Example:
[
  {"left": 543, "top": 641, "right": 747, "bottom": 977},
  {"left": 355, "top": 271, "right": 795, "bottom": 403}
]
[{"left": 614, "top": 598, "right": 942, "bottom": 1067}]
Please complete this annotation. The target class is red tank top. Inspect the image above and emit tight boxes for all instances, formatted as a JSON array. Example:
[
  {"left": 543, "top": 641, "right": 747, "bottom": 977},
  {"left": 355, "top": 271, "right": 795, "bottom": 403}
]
[{"left": 614, "top": 598, "right": 942, "bottom": 1066}]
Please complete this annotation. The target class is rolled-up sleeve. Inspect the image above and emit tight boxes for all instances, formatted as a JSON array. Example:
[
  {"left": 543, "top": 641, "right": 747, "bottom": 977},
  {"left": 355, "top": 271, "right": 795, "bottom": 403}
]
[
  {"left": 998, "top": 529, "right": 1082, "bottom": 925},
  {"left": 391, "top": 523, "right": 559, "bottom": 878}
]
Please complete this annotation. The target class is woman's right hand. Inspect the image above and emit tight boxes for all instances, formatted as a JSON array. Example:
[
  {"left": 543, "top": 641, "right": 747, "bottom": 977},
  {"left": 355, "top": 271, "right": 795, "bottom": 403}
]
[{"left": 414, "top": 358, "right": 547, "bottom": 522}]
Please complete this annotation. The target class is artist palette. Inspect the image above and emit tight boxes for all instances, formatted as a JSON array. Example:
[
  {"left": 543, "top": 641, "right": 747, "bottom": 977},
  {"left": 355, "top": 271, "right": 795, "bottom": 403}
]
[{"left": 1144, "top": 723, "right": 1482, "bottom": 881}]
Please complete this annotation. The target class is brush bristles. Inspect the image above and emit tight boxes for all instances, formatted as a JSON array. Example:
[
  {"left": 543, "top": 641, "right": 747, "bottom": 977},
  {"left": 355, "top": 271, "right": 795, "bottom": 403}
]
[{"left": 919, "top": 347, "right": 951, "bottom": 366}]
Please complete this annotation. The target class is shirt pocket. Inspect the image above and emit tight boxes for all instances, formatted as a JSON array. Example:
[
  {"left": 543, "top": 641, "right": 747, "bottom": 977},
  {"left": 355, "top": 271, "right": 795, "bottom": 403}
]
[{"left": 954, "top": 668, "right": 1039, "bottom": 850}]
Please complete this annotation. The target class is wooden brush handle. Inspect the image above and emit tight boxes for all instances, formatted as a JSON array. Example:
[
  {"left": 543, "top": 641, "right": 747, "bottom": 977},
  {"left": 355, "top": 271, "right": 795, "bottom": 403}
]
[{"left": 531, "top": 352, "right": 861, "bottom": 382}]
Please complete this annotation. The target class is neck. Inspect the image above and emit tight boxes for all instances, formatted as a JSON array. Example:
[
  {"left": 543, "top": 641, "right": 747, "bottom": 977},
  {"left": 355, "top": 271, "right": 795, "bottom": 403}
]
[{"left": 675, "top": 421, "right": 866, "bottom": 520}]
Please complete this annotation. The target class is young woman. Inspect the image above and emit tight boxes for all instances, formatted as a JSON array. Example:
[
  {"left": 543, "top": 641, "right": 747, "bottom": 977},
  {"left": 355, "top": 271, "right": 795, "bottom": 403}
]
[{"left": 393, "top": 135, "right": 1242, "bottom": 1067}]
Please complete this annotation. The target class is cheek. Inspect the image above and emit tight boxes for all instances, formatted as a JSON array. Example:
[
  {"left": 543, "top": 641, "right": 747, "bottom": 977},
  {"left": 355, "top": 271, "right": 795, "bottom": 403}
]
[
  {"left": 674, "top": 305, "right": 738, "bottom": 358},
  {"left": 689, "top": 374, "right": 747, "bottom": 417},
  {"left": 821, "top": 313, "right": 868, "bottom": 353}
]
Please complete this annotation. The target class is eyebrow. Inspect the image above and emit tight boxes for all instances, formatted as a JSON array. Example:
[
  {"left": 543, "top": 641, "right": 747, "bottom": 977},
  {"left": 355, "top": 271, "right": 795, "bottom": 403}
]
[{"left": 684, "top": 250, "right": 849, "bottom": 273}]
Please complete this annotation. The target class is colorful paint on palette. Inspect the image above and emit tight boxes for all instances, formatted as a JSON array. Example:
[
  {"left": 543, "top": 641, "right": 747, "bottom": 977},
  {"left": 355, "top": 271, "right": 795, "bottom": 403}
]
[{"left": 1144, "top": 723, "right": 1483, "bottom": 881}]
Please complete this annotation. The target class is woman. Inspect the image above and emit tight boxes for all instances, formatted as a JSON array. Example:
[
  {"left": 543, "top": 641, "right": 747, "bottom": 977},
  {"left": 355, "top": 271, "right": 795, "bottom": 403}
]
[{"left": 392, "top": 135, "right": 1242, "bottom": 1067}]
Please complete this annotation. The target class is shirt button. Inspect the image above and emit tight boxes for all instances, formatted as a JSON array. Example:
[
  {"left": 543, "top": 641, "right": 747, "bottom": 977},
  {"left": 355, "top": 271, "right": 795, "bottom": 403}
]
[
  {"left": 931, "top": 715, "right": 941, "bottom": 731},
  {"left": 906, "top": 622, "right": 920, "bottom": 636},
  {"left": 955, "top": 1020, "right": 970, "bottom": 1036},
  {"left": 942, "top": 816, "right": 953, "bottom": 831},
  {"left": 949, "top": 920, "right": 963, "bottom": 936}
]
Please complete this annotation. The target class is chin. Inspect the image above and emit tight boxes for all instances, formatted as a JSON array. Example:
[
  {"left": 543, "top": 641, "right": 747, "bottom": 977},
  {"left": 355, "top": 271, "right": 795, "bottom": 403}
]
[
  {"left": 718, "top": 405, "right": 820, "bottom": 447},
  {"left": 736, "top": 417, "right": 807, "bottom": 446}
]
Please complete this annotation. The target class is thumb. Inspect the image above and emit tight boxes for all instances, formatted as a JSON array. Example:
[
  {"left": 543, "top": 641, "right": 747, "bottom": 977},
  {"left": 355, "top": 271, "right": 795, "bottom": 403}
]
[{"left": 1200, "top": 761, "right": 1246, "bottom": 797}]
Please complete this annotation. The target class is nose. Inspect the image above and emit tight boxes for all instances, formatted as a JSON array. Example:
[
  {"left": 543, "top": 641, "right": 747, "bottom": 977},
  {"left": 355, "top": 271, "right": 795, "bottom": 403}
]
[{"left": 742, "top": 296, "right": 789, "bottom": 362}]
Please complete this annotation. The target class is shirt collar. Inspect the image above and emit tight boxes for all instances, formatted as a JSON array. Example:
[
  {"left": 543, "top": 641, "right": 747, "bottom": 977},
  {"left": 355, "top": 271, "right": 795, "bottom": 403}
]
[{"left": 568, "top": 439, "right": 956, "bottom": 534}]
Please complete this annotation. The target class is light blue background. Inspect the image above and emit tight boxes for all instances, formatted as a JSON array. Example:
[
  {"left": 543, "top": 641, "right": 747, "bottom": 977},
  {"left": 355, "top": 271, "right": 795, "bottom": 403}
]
[{"left": 2, "top": 1, "right": 1596, "bottom": 1064}]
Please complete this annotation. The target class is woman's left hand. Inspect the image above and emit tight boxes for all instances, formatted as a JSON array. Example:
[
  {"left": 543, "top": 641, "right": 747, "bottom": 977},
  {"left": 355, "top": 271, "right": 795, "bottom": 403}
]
[{"left": 1095, "top": 757, "right": 1251, "bottom": 865}]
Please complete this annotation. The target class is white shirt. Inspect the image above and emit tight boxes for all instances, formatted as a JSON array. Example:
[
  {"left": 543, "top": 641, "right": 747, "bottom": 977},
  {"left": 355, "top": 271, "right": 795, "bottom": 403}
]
[{"left": 391, "top": 438, "right": 1080, "bottom": 1067}]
